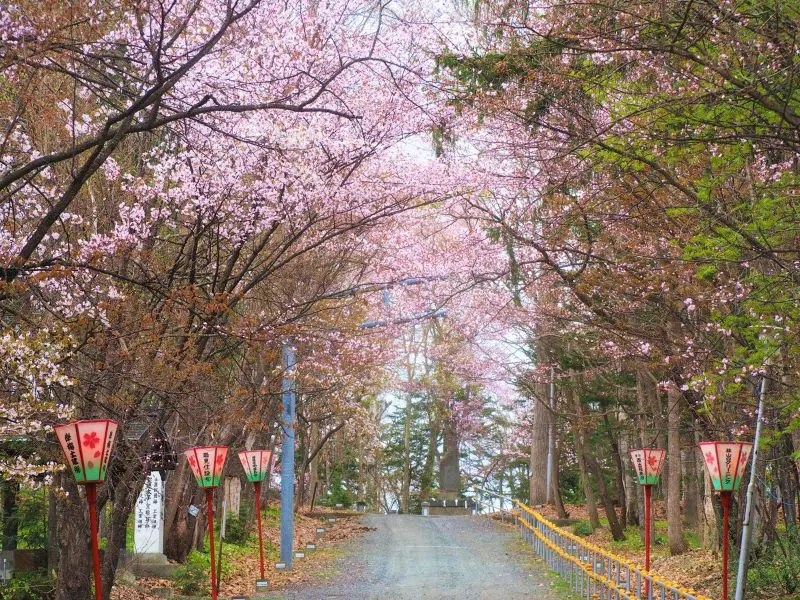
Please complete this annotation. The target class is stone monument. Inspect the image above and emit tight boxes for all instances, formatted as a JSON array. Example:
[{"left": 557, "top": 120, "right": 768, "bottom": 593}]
[
  {"left": 128, "top": 471, "right": 175, "bottom": 577},
  {"left": 134, "top": 471, "right": 164, "bottom": 554}
]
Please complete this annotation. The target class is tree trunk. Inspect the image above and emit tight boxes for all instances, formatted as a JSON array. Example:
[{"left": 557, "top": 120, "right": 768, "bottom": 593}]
[
  {"left": 401, "top": 394, "right": 411, "bottom": 514},
  {"left": 54, "top": 478, "right": 91, "bottom": 600},
  {"left": 530, "top": 394, "right": 551, "bottom": 505},
  {"left": 701, "top": 469, "right": 719, "bottom": 550},
  {"left": 666, "top": 382, "right": 686, "bottom": 555},
  {"left": 101, "top": 446, "right": 144, "bottom": 600},
  {"left": 746, "top": 439, "right": 769, "bottom": 549},
  {"left": 551, "top": 429, "right": 568, "bottom": 519},
  {"left": 778, "top": 434, "right": 798, "bottom": 530},
  {"left": 164, "top": 463, "right": 201, "bottom": 562},
  {"left": 604, "top": 412, "right": 627, "bottom": 528},
  {"left": 295, "top": 419, "right": 309, "bottom": 508},
  {"left": 568, "top": 382, "right": 600, "bottom": 528},
  {"left": 585, "top": 452, "right": 626, "bottom": 540},
  {"left": 621, "top": 434, "right": 639, "bottom": 527},
  {"left": 1, "top": 479, "right": 19, "bottom": 550},
  {"left": 420, "top": 407, "right": 440, "bottom": 500},
  {"left": 47, "top": 477, "right": 60, "bottom": 571},
  {"left": 308, "top": 423, "right": 320, "bottom": 508},
  {"left": 683, "top": 444, "right": 699, "bottom": 529}
]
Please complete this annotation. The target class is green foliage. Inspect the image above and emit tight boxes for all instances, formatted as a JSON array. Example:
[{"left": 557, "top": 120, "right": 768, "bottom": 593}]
[
  {"left": 174, "top": 549, "right": 232, "bottom": 596},
  {"left": 0, "top": 570, "right": 54, "bottom": 600},
  {"left": 380, "top": 393, "right": 434, "bottom": 512},
  {"left": 0, "top": 486, "right": 47, "bottom": 551},
  {"left": 261, "top": 505, "right": 280, "bottom": 527},
  {"left": 174, "top": 550, "right": 211, "bottom": 596},
  {"left": 316, "top": 454, "right": 359, "bottom": 509},
  {"left": 572, "top": 520, "right": 594, "bottom": 536},
  {"left": 221, "top": 513, "right": 249, "bottom": 546},
  {"left": 558, "top": 469, "right": 583, "bottom": 504},
  {"left": 748, "top": 526, "right": 800, "bottom": 596}
]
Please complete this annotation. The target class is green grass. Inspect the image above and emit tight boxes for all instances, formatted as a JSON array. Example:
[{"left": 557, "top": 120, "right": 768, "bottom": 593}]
[
  {"left": 506, "top": 536, "right": 581, "bottom": 600},
  {"left": 605, "top": 521, "right": 702, "bottom": 553}
]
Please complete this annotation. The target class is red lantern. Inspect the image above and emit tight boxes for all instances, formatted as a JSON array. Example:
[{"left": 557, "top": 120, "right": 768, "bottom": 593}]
[
  {"left": 700, "top": 441, "right": 753, "bottom": 600},
  {"left": 239, "top": 450, "right": 273, "bottom": 581},
  {"left": 629, "top": 447, "right": 665, "bottom": 595},
  {"left": 53, "top": 419, "right": 119, "bottom": 600},
  {"left": 185, "top": 446, "right": 228, "bottom": 600}
]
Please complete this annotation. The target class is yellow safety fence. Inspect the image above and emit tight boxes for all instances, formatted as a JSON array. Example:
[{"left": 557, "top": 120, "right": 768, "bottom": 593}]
[{"left": 514, "top": 501, "right": 713, "bottom": 600}]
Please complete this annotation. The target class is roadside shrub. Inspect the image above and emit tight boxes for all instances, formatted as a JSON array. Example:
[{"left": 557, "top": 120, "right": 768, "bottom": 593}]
[
  {"left": 748, "top": 527, "right": 800, "bottom": 596},
  {"left": 222, "top": 514, "right": 249, "bottom": 546},
  {"left": 0, "top": 570, "right": 55, "bottom": 600},
  {"left": 174, "top": 550, "right": 233, "bottom": 596},
  {"left": 572, "top": 520, "right": 594, "bottom": 536},
  {"left": 174, "top": 551, "right": 210, "bottom": 596}
]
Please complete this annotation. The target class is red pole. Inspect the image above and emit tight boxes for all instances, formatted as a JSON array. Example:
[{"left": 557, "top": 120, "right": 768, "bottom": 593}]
[
  {"left": 206, "top": 489, "right": 218, "bottom": 600},
  {"left": 721, "top": 491, "right": 731, "bottom": 600},
  {"left": 86, "top": 483, "right": 103, "bottom": 600},
  {"left": 254, "top": 481, "right": 266, "bottom": 580},
  {"left": 644, "top": 484, "right": 651, "bottom": 598}
]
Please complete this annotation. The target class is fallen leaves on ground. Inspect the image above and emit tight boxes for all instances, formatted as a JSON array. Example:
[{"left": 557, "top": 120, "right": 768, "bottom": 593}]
[
  {"left": 527, "top": 503, "right": 721, "bottom": 598},
  {"left": 112, "top": 508, "right": 368, "bottom": 599}
]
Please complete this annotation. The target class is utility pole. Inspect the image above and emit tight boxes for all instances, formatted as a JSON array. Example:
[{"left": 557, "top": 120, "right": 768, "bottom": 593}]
[
  {"left": 545, "top": 366, "right": 555, "bottom": 504},
  {"left": 279, "top": 342, "right": 296, "bottom": 567},
  {"left": 734, "top": 375, "right": 767, "bottom": 600}
]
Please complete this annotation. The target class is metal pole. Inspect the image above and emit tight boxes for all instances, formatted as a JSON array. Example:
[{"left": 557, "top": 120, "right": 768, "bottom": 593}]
[
  {"left": 644, "top": 484, "right": 651, "bottom": 599},
  {"left": 735, "top": 375, "right": 766, "bottom": 600},
  {"left": 280, "top": 342, "right": 296, "bottom": 567},
  {"left": 546, "top": 366, "right": 555, "bottom": 504},
  {"left": 86, "top": 483, "right": 102, "bottom": 600}
]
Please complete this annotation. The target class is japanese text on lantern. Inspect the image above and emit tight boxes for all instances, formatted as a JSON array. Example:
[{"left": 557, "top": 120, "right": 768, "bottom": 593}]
[
  {"left": 202, "top": 451, "right": 211, "bottom": 484},
  {"left": 64, "top": 433, "right": 82, "bottom": 477},
  {"left": 101, "top": 427, "right": 115, "bottom": 478},
  {"left": 724, "top": 448, "right": 733, "bottom": 486}
]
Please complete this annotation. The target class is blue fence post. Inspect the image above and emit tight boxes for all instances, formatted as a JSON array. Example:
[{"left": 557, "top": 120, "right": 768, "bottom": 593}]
[{"left": 280, "top": 342, "right": 296, "bottom": 567}]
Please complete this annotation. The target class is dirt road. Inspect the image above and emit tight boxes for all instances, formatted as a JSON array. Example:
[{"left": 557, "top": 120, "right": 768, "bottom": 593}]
[{"left": 273, "top": 514, "right": 565, "bottom": 600}]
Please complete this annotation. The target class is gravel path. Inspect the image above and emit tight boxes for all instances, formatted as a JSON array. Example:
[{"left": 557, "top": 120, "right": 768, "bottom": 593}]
[{"left": 271, "top": 514, "right": 563, "bottom": 600}]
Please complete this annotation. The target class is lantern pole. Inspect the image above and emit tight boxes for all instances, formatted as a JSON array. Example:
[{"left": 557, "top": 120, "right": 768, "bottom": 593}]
[
  {"left": 721, "top": 490, "right": 732, "bottom": 600},
  {"left": 254, "top": 481, "right": 266, "bottom": 580},
  {"left": 206, "top": 489, "right": 218, "bottom": 600},
  {"left": 644, "top": 483, "right": 652, "bottom": 595},
  {"left": 86, "top": 482, "right": 103, "bottom": 600}
]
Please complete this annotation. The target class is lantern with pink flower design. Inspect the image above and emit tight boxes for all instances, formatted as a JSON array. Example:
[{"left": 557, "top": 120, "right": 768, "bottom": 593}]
[
  {"left": 54, "top": 419, "right": 118, "bottom": 484},
  {"left": 185, "top": 445, "right": 229, "bottom": 600},
  {"left": 53, "top": 419, "right": 119, "bottom": 600},
  {"left": 185, "top": 445, "right": 228, "bottom": 489},
  {"left": 629, "top": 448, "right": 666, "bottom": 486},
  {"left": 700, "top": 441, "right": 752, "bottom": 493},
  {"left": 700, "top": 441, "right": 753, "bottom": 600}
]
